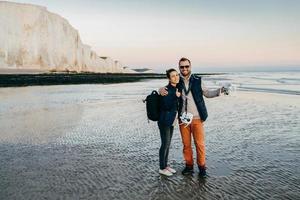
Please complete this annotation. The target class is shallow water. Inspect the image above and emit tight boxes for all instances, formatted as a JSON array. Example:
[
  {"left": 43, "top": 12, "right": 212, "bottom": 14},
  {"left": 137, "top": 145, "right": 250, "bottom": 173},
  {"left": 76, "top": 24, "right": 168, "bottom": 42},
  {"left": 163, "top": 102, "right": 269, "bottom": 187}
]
[
  {"left": 213, "top": 71, "right": 300, "bottom": 95},
  {"left": 0, "top": 72, "right": 300, "bottom": 199}
]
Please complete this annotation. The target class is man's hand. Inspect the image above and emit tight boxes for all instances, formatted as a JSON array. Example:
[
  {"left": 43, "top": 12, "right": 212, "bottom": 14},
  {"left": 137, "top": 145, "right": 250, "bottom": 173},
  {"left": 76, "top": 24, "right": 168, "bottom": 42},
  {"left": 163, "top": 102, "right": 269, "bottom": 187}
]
[
  {"left": 221, "top": 86, "right": 230, "bottom": 95},
  {"left": 221, "top": 86, "right": 225, "bottom": 93},
  {"left": 158, "top": 87, "right": 168, "bottom": 96}
]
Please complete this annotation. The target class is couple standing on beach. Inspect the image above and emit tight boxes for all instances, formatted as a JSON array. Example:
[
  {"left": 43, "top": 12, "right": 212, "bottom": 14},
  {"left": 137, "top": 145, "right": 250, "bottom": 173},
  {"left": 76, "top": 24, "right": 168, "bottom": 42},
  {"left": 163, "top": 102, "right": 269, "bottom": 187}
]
[{"left": 157, "top": 57, "right": 225, "bottom": 177}]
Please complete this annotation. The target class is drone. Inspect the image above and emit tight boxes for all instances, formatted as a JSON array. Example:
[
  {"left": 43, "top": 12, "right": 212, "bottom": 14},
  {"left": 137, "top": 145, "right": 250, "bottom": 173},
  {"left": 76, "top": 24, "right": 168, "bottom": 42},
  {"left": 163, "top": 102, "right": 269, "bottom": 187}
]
[{"left": 218, "top": 82, "right": 237, "bottom": 95}]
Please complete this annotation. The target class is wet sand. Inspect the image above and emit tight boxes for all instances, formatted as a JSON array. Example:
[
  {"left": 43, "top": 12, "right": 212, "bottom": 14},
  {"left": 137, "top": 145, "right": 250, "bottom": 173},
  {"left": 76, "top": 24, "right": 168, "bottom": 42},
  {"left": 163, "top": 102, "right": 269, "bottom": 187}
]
[{"left": 0, "top": 79, "right": 299, "bottom": 199}]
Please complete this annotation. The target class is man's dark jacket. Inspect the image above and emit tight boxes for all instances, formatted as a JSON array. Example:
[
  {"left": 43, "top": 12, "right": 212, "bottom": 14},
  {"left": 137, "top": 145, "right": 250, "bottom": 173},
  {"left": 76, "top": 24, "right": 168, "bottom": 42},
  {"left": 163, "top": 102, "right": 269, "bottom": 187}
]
[{"left": 178, "top": 74, "right": 208, "bottom": 121}]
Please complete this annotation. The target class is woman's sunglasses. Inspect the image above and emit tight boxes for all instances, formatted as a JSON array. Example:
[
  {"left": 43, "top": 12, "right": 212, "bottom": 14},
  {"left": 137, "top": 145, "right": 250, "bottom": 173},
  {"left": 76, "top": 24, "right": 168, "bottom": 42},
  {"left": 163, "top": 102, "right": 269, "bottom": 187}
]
[{"left": 180, "top": 65, "right": 190, "bottom": 69}]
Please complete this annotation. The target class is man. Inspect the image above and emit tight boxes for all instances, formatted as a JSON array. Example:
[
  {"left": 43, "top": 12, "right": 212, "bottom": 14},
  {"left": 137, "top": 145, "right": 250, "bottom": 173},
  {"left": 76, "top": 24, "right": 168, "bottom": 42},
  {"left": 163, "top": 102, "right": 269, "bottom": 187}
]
[{"left": 159, "top": 57, "right": 224, "bottom": 176}]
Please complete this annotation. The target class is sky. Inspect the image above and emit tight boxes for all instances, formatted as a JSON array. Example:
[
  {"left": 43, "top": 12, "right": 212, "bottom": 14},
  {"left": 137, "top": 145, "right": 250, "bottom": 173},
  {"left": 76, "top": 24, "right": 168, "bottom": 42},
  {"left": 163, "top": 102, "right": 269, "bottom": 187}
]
[{"left": 6, "top": 0, "right": 300, "bottom": 72}]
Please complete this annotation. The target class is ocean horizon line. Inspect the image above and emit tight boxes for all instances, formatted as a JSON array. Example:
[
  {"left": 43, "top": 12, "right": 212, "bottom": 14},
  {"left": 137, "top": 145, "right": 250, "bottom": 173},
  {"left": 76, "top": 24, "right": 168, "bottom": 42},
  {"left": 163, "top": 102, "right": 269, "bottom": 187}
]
[{"left": 153, "top": 66, "right": 300, "bottom": 73}]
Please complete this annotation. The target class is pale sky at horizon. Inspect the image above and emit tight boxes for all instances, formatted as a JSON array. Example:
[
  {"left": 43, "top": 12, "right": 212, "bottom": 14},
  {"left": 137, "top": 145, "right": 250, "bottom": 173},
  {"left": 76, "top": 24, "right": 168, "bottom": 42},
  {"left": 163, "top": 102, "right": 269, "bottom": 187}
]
[{"left": 5, "top": 0, "right": 300, "bottom": 71}]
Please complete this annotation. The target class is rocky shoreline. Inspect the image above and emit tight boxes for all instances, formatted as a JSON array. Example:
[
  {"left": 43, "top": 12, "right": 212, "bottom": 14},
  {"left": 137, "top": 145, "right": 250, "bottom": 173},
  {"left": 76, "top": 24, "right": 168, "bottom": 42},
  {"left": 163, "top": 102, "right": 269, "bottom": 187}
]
[{"left": 0, "top": 72, "right": 225, "bottom": 87}]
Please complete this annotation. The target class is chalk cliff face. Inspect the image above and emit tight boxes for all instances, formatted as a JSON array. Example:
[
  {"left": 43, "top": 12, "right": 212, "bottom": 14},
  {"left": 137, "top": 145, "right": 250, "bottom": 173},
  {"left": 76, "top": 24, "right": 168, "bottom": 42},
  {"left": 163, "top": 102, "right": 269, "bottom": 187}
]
[{"left": 0, "top": 1, "right": 124, "bottom": 73}]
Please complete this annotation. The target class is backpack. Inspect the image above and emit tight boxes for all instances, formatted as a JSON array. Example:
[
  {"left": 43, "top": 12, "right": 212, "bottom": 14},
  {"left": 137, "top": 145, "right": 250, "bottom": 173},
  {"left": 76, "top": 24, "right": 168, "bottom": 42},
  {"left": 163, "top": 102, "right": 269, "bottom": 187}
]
[{"left": 143, "top": 90, "right": 161, "bottom": 121}]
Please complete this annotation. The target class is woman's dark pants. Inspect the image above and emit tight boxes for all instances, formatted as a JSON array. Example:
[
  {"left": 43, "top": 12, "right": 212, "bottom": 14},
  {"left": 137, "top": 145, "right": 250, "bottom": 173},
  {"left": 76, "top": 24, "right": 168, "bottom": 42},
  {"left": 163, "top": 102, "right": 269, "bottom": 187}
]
[{"left": 158, "top": 124, "right": 174, "bottom": 170}]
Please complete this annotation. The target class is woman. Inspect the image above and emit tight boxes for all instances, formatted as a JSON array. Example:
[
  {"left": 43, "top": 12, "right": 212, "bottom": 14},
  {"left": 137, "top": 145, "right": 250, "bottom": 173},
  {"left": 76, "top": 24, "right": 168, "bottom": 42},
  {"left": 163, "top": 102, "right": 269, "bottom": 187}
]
[{"left": 158, "top": 68, "right": 181, "bottom": 176}]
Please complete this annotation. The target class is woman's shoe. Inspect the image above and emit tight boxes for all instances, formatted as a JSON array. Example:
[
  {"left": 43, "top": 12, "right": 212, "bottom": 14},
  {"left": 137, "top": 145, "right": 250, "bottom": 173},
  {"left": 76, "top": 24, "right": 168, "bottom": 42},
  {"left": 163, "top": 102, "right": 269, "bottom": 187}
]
[
  {"left": 159, "top": 169, "right": 173, "bottom": 176},
  {"left": 166, "top": 166, "right": 176, "bottom": 174}
]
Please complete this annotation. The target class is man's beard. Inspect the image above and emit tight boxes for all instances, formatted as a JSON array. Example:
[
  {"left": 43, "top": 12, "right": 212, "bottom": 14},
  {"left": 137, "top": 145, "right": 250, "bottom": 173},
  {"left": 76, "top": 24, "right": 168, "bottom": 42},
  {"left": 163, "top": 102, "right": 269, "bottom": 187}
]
[{"left": 181, "top": 71, "right": 191, "bottom": 77}]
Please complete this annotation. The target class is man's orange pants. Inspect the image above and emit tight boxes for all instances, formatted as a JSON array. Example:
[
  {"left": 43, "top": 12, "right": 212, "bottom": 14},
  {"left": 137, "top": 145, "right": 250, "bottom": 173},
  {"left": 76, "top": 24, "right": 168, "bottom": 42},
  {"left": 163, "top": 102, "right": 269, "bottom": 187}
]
[{"left": 179, "top": 119, "right": 206, "bottom": 167}]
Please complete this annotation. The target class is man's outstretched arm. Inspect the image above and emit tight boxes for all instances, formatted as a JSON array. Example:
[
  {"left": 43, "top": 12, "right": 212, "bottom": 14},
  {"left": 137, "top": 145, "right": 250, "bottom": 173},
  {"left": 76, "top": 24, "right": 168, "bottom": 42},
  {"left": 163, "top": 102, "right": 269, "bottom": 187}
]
[{"left": 202, "top": 82, "right": 224, "bottom": 98}]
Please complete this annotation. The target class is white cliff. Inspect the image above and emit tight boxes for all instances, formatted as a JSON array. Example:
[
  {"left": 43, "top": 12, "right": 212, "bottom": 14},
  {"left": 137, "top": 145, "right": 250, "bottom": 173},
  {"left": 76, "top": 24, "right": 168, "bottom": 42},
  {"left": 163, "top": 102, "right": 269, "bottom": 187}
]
[{"left": 0, "top": 1, "right": 124, "bottom": 73}]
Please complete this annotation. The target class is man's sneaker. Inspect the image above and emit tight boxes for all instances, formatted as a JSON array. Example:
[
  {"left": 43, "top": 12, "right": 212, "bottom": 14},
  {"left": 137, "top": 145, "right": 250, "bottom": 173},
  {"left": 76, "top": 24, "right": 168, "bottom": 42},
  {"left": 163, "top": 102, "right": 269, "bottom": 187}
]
[
  {"left": 159, "top": 169, "right": 173, "bottom": 176},
  {"left": 182, "top": 165, "right": 194, "bottom": 175},
  {"left": 166, "top": 166, "right": 176, "bottom": 174},
  {"left": 198, "top": 166, "right": 207, "bottom": 177}
]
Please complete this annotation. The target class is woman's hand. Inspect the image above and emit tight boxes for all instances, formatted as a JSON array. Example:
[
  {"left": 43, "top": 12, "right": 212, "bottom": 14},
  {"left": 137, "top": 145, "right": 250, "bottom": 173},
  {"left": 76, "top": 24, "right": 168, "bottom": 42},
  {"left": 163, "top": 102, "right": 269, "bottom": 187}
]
[{"left": 176, "top": 88, "right": 181, "bottom": 97}]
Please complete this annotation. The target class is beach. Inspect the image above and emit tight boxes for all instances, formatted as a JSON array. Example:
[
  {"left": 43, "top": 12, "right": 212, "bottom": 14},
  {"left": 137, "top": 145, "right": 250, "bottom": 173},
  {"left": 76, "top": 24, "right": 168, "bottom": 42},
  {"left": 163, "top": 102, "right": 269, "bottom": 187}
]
[{"left": 0, "top": 72, "right": 299, "bottom": 199}]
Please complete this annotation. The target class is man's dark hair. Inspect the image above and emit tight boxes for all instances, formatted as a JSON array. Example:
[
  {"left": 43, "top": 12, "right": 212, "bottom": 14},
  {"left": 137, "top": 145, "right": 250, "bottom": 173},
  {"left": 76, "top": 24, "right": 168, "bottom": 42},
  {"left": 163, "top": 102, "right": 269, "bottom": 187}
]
[
  {"left": 178, "top": 57, "right": 191, "bottom": 66},
  {"left": 166, "top": 68, "right": 177, "bottom": 79}
]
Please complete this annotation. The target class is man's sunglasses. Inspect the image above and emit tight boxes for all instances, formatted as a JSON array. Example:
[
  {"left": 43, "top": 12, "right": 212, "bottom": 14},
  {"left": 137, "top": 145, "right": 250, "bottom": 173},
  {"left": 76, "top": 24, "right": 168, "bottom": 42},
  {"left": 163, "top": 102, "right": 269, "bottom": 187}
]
[{"left": 180, "top": 65, "right": 190, "bottom": 69}]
